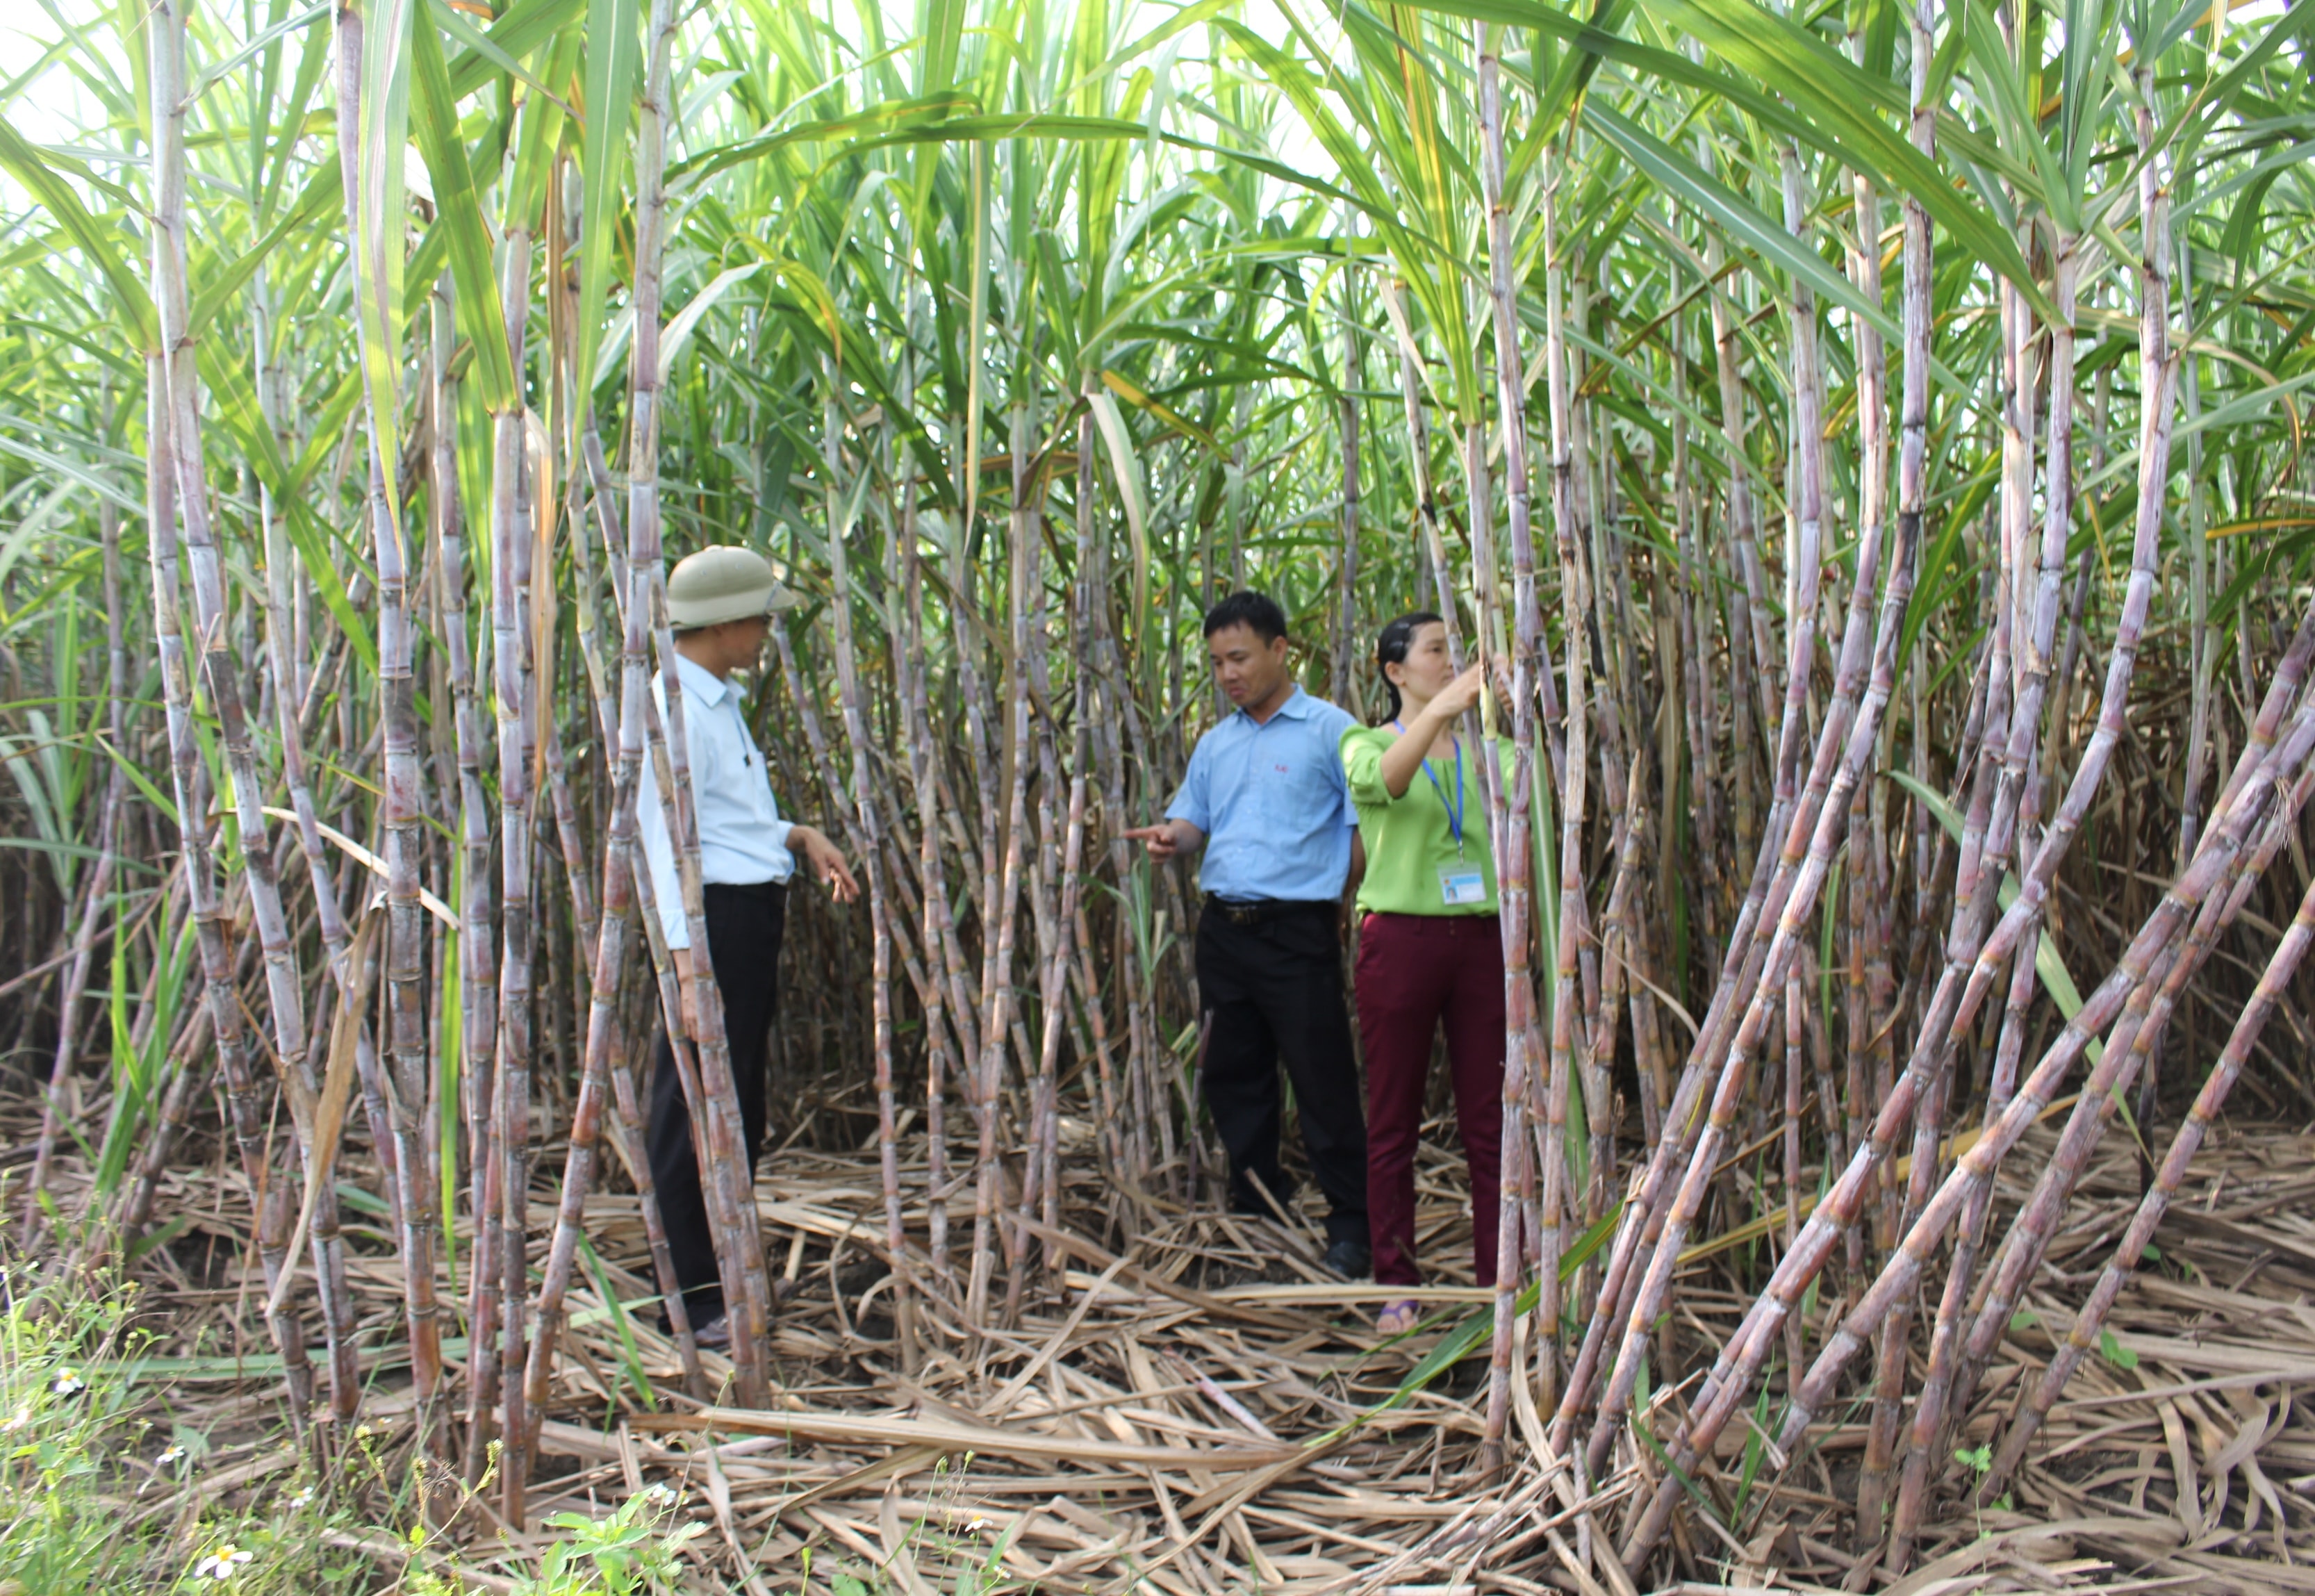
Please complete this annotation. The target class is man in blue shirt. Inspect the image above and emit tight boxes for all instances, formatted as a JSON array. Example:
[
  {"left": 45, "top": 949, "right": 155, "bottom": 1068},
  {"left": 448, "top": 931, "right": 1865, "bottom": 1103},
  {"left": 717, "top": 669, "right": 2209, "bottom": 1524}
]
[{"left": 1123, "top": 592, "right": 1371, "bottom": 1278}]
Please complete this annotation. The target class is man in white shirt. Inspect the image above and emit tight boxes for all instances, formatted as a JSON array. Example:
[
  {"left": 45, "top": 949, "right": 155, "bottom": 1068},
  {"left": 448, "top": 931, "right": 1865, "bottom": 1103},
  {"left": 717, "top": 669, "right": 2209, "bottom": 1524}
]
[{"left": 636, "top": 545, "right": 859, "bottom": 1347}]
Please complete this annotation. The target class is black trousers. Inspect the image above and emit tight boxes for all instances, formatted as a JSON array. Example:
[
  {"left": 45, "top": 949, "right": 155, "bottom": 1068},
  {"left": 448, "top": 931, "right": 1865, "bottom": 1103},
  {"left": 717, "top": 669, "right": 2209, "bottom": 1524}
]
[
  {"left": 648, "top": 880, "right": 786, "bottom": 1323},
  {"left": 1194, "top": 901, "right": 1369, "bottom": 1245}
]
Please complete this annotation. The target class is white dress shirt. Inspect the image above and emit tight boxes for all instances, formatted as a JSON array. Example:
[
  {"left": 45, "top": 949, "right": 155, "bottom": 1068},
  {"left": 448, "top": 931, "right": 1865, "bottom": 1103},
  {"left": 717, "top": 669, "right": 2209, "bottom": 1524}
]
[{"left": 636, "top": 652, "right": 796, "bottom": 950}]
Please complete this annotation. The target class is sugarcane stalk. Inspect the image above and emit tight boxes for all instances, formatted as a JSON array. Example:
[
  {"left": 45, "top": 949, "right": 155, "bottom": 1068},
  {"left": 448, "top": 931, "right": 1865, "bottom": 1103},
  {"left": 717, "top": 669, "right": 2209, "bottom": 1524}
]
[
  {"left": 1574, "top": 143, "right": 1854, "bottom": 1481},
  {"left": 1615, "top": 40, "right": 2182, "bottom": 1547},
  {"left": 436, "top": 289, "right": 504, "bottom": 1483},
  {"left": 899, "top": 500, "right": 960, "bottom": 1289},
  {"left": 513, "top": 302, "right": 697, "bottom": 1420},
  {"left": 156, "top": 0, "right": 359, "bottom": 1423},
  {"left": 1036, "top": 764, "right": 1088, "bottom": 1286},
  {"left": 1386, "top": 280, "right": 1466, "bottom": 657},
  {"left": 1330, "top": 270, "right": 1362, "bottom": 714},
  {"left": 377, "top": 245, "right": 443, "bottom": 1491},
  {"left": 967, "top": 403, "right": 1035, "bottom": 1329},
  {"left": 1636, "top": 696, "right": 2315, "bottom": 1568},
  {"left": 823, "top": 404, "right": 916, "bottom": 1371},
  {"left": 1881, "top": 243, "right": 2083, "bottom": 1565},
  {"left": 1468, "top": 33, "right": 1544, "bottom": 1470},
  {"left": 1785, "top": 705, "right": 2315, "bottom": 1440},
  {"left": 1980, "top": 823, "right": 2315, "bottom": 1499},
  {"left": 1008, "top": 484, "right": 1067, "bottom": 1318},
  {"left": 628, "top": 0, "right": 773, "bottom": 1404},
  {"left": 491, "top": 212, "right": 539, "bottom": 1524},
  {"left": 1067, "top": 403, "right": 1125, "bottom": 1192},
  {"left": 566, "top": 428, "right": 702, "bottom": 1392},
  {"left": 1779, "top": 90, "right": 2200, "bottom": 1485},
  {"left": 521, "top": 768, "right": 641, "bottom": 1435}
]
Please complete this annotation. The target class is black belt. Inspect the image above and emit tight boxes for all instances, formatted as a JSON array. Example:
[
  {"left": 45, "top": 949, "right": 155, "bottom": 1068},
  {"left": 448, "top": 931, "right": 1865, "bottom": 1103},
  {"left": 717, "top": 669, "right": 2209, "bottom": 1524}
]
[
  {"left": 1203, "top": 894, "right": 1335, "bottom": 926},
  {"left": 705, "top": 878, "right": 786, "bottom": 898}
]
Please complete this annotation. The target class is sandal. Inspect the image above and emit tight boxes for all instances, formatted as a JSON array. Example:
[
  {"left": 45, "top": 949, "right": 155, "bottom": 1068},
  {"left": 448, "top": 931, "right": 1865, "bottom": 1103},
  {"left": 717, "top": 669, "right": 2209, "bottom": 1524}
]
[{"left": 1376, "top": 1299, "right": 1422, "bottom": 1337}]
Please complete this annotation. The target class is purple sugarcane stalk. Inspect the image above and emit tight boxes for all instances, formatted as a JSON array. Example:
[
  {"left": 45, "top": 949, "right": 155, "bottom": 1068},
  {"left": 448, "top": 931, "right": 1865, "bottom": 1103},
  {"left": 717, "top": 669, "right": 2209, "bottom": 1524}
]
[
  {"left": 1476, "top": 22, "right": 1552, "bottom": 1475},
  {"left": 1882, "top": 240, "right": 2085, "bottom": 1564},
  {"left": 1980, "top": 811, "right": 2315, "bottom": 1497},
  {"left": 1617, "top": 696, "right": 2315, "bottom": 1564},
  {"left": 1615, "top": 146, "right": 2199, "bottom": 1555},
  {"left": 1576, "top": 145, "right": 1854, "bottom": 1482},
  {"left": 158, "top": 0, "right": 363, "bottom": 1420},
  {"left": 824, "top": 411, "right": 918, "bottom": 1369}
]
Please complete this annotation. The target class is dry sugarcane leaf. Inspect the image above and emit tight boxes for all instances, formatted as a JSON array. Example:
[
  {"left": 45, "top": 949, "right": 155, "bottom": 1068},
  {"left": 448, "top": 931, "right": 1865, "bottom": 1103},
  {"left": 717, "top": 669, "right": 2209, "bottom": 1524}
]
[
  {"left": 2157, "top": 1398, "right": 2203, "bottom": 1535},
  {"left": 875, "top": 1482, "right": 937, "bottom": 1596},
  {"left": 766, "top": 1443, "right": 950, "bottom": 1518},
  {"left": 1015, "top": 1213, "right": 1308, "bottom": 1329},
  {"left": 982, "top": 1247, "right": 1136, "bottom": 1421},
  {"left": 265, "top": 905, "right": 381, "bottom": 1322},
  {"left": 632, "top": 1405, "right": 1297, "bottom": 1469},
  {"left": 1547, "top": 1524, "right": 1616, "bottom": 1596}
]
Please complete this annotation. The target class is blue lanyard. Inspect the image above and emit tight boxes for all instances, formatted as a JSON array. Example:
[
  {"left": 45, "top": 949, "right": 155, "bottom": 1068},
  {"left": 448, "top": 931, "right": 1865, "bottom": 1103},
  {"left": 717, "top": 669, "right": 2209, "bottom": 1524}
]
[{"left": 1392, "top": 721, "right": 1466, "bottom": 855}]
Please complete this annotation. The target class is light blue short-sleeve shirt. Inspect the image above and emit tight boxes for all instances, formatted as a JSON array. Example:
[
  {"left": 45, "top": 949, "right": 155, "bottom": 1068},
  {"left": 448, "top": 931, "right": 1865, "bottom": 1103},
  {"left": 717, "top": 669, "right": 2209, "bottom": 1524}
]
[
  {"left": 1165, "top": 686, "right": 1359, "bottom": 903},
  {"left": 636, "top": 653, "right": 796, "bottom": 950}
]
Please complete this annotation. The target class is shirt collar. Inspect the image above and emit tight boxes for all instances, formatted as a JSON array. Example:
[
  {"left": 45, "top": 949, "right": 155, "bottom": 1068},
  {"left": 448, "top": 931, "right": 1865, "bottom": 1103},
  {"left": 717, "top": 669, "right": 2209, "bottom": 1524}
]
[
  {"left": 1236, "top": 685, "right": 1312, "bottom": 726},
  {"left": 671, "top": 650, "right": 732, "bottom": 708}
]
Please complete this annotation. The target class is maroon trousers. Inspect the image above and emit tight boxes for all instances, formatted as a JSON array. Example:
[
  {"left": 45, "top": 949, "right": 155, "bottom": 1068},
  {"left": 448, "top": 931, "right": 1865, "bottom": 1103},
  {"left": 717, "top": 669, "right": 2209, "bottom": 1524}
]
[{"left": 1353, "top": 912, "right": 1506, "bottom": 1289}]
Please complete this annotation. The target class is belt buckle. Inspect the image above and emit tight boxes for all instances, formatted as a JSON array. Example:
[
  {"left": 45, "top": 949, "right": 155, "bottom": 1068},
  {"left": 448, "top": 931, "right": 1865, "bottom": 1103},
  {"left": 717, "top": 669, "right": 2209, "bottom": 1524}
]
[{"left": 1218, "top": 899, "right": 1259, "bottom": 926}]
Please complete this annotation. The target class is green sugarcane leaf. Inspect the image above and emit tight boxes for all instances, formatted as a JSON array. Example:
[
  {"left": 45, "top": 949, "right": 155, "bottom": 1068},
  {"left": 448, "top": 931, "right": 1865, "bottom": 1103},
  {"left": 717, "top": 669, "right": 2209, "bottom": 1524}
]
[
  {"left": 445, "top": 0, "right": 586, "bottom": 96},
  {"left": 0, "top": 116, "right": 156, "bottom": 351},
  {"left": 577, "top": 1230, "right": 658, "bottom": 1411},
  {"left": 350, "top": 0, "right": 415, "bottom": 528},
  {"left": 0, "top": 434, "right": 139, "bottom": 515},
  {"left": 1585, "top": 105, "right": 1901, "bottom": 343},
  {"left": 673, "top": 92, "right": 980, "bottom": 182},
  {"left": 194, "top": 336, "right": 297, "bottom": 494},
  {"left": 188, "top": 3, "right": 330, "bottom": 104},
  {"left": 283, "top": 500, "right": 380, "bottom": 675},
  {"left": 1662, "top": 0, "right": 2053, "bottom": 313},
  {"left": 1888, "top": 768, "right": 2098, "bottom": 1063},
  {"left": 96, "top": 735, "right": 179, "bottom": 827},
  {"left": 504, "top": 23, "right": 578, "bottom": 241},
  {"left": 188, "top": 163, "right": 340, "bottom": 338},
  {"left": 658, "top": 263, "right": 762, "bottom": 385},
  {"left": 1087, "top": 385, "right": 1150, "bottom": 636},
  {"left": 427, "top": 0, "right": 572, "bottom": 115},
  {"left": 0, "top": 836, "right": 156, "bottom": 872},
  {"left": 574, "top": 0, "right": 640, "bottom": 404},
  {"left": 283, "top": 366, "right": 367, "bottom": 500},
  {"left": 410, "top": 6, "right": 516, "bottom": 415}
]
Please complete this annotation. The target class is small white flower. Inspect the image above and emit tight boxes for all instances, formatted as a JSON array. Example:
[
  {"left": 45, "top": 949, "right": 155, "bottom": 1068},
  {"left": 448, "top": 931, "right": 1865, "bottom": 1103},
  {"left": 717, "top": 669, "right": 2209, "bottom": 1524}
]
[
  {"left": 643, "top": 1482, "right": 677, "bottom": 1504},
  {"left": 287, "top": 1487, "right": 315, "bottom": 1510},
  {"left": 158, "top": 1445, "right": 188, "bottom": 1467},
  {"left": 965, "top": 1517, "right": 991, "bottom": 1534},
  {"left": 1, "top": 1404, "right": 31, "bottom": 1433},
  {"left": 192, "top": 1544, "right": 254, "bottom": 1580},
  {"left": 50, "top": 1369, "right": 84, "bottom": 1397}
]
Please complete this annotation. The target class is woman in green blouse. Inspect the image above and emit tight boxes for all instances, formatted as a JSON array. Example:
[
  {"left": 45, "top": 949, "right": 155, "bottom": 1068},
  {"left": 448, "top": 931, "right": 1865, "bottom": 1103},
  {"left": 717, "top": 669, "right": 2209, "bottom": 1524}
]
[{"left": 1340, "top": 613, "right": 1507, "bottom": 1335}]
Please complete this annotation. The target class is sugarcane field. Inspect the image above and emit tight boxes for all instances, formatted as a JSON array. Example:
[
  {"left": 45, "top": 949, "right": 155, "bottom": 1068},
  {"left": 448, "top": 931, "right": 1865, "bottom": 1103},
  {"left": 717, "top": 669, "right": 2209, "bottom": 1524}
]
[{"left": 6, "top": 0, "right": 2315, "bottom": 1588}]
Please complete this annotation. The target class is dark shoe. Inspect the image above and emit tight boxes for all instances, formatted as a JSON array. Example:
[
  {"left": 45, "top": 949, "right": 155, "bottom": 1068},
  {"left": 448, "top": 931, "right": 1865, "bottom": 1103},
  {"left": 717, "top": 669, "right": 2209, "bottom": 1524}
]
[
  {"left": 691, "top": 1312, "right": 731, "bottom": 1349},
  {"left": 1323, "top": 1238, "right": 1371, "bottom": 1281}
]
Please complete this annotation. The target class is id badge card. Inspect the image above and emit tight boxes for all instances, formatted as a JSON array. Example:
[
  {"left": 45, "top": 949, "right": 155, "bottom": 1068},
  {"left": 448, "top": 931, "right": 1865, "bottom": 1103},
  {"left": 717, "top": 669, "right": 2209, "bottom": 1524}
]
[{"left": 1439, "top": 866, "right": 1487, "bottom": 907}]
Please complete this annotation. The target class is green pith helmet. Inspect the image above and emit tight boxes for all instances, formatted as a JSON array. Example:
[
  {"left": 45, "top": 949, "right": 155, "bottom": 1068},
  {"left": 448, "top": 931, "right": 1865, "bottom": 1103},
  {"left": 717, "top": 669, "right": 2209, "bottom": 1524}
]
[{"left": 665, "top": 545, "right": 800, "bottom": 627}]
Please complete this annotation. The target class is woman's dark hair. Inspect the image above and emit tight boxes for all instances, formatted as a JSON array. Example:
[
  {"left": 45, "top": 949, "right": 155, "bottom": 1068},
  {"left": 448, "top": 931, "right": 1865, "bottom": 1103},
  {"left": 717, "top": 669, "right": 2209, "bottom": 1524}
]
[
  {"left": 1201, "top": 590, "right": 1289, "bottom": 643},
  {"left": 1374, "top": 611, "right": 1444, "bottom": 723}
]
